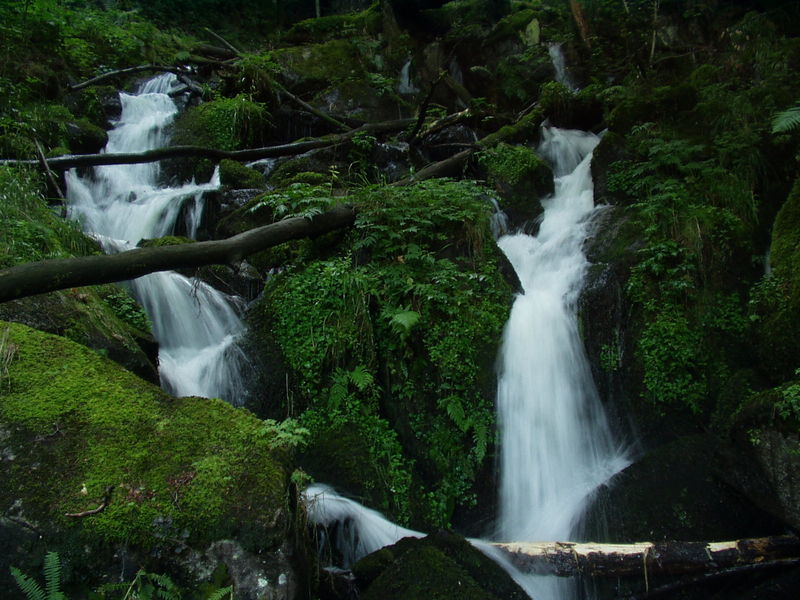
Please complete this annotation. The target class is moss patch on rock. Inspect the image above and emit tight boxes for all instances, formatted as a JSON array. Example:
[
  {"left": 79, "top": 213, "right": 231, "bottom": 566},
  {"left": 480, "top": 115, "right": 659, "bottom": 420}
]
[
  {"left": 352, "top": 531, "right": 528, "bottom": 600},
  {"left": 0, "top": 321, "right": 289, "bottom": 553},
  {"left": 219, "top": 159, "right": 267, "bottom": 189}
]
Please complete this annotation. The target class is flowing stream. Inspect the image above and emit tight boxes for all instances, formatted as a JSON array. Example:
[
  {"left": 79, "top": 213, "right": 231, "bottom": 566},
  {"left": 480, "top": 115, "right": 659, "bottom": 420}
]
[
  {"left": 494, "top": 127, "right": 630, "bottom": 598},
  {"left": 304, "top": 126, "right": 629, "bottom": 600},
  {"left": 65, "top": 74, "right": 248, "bottom": 403}
]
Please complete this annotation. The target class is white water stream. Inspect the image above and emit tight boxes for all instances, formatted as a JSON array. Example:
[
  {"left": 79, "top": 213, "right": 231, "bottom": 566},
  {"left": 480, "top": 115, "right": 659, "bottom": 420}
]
[
  {"left": 66, "top": 74, "right": 248, "bottom": 402},
  {"left": 303, "top": 127, "right": 629, "bottom": 600}
]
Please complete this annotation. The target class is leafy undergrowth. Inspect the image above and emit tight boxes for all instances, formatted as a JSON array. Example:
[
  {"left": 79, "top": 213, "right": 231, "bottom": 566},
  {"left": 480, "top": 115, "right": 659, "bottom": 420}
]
[{"left": 249, "top": 179, "right": 511, "bottom": 527}]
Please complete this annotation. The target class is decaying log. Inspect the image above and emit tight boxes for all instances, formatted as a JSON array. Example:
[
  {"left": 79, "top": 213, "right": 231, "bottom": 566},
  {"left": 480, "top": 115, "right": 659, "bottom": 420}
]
[
  {"left": 68, "top": 65, "right": 189, "bottom": 92},
  {"left": 491, "top": 535, "right": 800, "bottom": 578},
  {"left": 0, "top": 118, "right": 415, "bottom": 171},
  {"left": 0, "top": 205, "right": 356, "bottom": 303}
]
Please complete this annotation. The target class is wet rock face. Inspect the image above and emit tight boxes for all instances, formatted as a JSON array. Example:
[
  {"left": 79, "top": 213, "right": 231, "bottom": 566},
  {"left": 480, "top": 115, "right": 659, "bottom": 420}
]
[
  {"left": 749, "top": 429, "right": 800, "bottom": 531},
  {"left": 591, "top": 434, "right": 788, "bottom": 543},
  {"left": 348, "top": 531, "right": 528, "bottom": 600}
]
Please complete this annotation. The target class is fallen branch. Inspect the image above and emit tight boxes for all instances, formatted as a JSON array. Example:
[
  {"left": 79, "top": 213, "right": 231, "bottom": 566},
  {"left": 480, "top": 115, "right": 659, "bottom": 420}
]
[
  {"left": 273, "top": 80, "right": 351, "bottom": 132},
  {"left": 65, "top": 486, "right": 114, "bottom": 518},
  {"left": 68, "top": 65, "right": 189, "bottom": 92},
  {"left": 393, "top": 149, "right": 473, "bottom": 186},
  {"left": 491, "top": 535, "right": 800, "bottom": 578},
  {"left": 33, "top": 140, "right": 66, "bottom": 215},
  {"left": 0, "top": 118, "right": 415, "bottom": 171},
  {"left": 0, "top": 205, "right": 356, "bottom": 303}
]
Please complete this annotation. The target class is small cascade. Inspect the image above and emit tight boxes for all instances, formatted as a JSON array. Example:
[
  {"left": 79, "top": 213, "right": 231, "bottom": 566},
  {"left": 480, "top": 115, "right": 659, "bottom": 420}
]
[
  {"left": 304, "top": 484, "right": 423, "bottom": 567},
  {"left": 494, "top": 127, "right": 630, "bottom": 599},
  {"left": 548, "top": 43, "right": 579, "bottom": 92},
  {"left": 397, "top": 58, "right": 419, "bottom": 95},
  {"left": 66, "top": 73, "right": 249, "bottom": 403}
]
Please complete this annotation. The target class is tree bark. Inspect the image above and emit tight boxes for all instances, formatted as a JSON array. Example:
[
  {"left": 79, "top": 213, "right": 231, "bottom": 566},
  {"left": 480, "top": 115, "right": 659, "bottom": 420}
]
[
  {"left": 491, "top": 535, "right": 800, "bottom": 578},
  {"left": 393, "top": 149, "right": 473, "bottom": 186},
  {"left": 0, "top": 205, "right": 356, "bottom": 304},
  {"left": 0, "top": 119, "right": 415, "bottom": 171},
  {"left": 68, "top": 65, "right": 190, "bottom": 92}
]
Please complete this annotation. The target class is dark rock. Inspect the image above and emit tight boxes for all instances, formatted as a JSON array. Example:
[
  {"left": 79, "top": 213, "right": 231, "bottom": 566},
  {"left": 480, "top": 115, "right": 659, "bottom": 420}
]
[
  {"left": 350, "top": 531, "right": 528, "bottom": 600},
  {"left": 65, "top": 119, "right": 108, "bottom": 154},
  {"left": 591, "top": 434, "right": 788, "bottom": 543},
  {"left": 219, "top": 159, "right": 267, "bottom": 190}
]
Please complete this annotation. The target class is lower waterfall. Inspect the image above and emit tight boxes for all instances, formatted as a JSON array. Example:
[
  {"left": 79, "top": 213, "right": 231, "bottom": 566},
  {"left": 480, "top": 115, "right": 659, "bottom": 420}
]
[{"left": 304, "top": 126, "right": 629, "bottom": 600}]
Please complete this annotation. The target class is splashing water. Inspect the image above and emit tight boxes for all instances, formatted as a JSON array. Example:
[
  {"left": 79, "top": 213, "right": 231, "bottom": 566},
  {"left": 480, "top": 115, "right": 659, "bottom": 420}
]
[
  {"left": 66, "top": 73, "right": 249, "bottom": 403},
  {"left": 494, "top": 127, "right": 630, "bottom": 599}
]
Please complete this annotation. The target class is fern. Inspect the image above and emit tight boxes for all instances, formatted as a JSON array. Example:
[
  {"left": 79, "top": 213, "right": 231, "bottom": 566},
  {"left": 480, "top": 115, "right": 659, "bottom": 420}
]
[
  {"left": 206, "top": 587, "right": 233, "bottom": 600},
  {"left": 44, "top": 552, "right": 65, "bottom": 600},
  {"left": 348, "top": 365, "right": 374, "bottom": 391},
  {"left": 771, "top": 104, "right": 800, "bottom": 133},
  {"left": 10, "top": 568, "right": 47, "bottom": 600}
]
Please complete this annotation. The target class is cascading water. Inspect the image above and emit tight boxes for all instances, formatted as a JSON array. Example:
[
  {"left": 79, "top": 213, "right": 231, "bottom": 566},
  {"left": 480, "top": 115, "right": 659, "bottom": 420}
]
[
  {"left": 66, "top": 73, "right": 249, "bottom": 403},
  {"left": 494, "top": 126, "right": 630, "bottom": 598},
  {"left": 303, "top": 127, "right": 629, "bottom": 600}
]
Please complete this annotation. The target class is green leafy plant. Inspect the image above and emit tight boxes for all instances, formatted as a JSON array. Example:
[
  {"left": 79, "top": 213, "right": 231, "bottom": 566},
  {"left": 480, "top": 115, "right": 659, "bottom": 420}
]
[
  {"left": 771, "top": 103, "right": 800, "bottom": 133},
  {"left": 11, "top": 551, "right": 66, "bottom": 600}
]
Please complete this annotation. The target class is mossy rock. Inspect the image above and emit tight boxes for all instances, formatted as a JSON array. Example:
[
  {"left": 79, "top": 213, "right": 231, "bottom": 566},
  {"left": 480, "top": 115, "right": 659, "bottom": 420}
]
[
  {"left": 268, "top": 155, "right": 332, "bottom": 188},
  {"left": 272, "top": 39, "right": 367, "bottom": 95},
  {"left": 137, "top": 235, "right": 194, "bottom": 248},
  {"left": 0, "top": 287, "right": 158, "bottom": 384},
  {"left": 539, "top": 81, "right": 604, "bottom": 130},
  {"left": 283, "top": 3, "right": 382, "bottom": 44},
  {"left": 478, "top": 106, "right": 545, "bottom": 148},
  {"left": 352, "top": 530, "right": 528, "bottom": 600},
  {"left": 314, "top": 78, "right": 406, "bottom": 122},
  {"left": 219, "top": 159, "right": 267, "bottom": 189},
  {"left": 751, "top": 179, "right": 800, "bottom": 382},
  {"left": 476, "top": 142, "right": 553, "bottom": 228},
  {"left": 65, "top": 118, "right": 108, "bottom": 154},
  {"left": 0, "top": 321, "right": 290, "bottom": 592}
]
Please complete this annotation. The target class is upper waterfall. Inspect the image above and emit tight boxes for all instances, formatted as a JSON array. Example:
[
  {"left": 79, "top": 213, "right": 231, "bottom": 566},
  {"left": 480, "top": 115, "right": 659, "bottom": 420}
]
[{"left": 65, "top": 73, "right": 250, "bottom": 403}]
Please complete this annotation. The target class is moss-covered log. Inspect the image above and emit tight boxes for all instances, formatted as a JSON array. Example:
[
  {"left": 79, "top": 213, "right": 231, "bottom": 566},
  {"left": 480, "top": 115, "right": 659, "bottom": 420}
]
[
  {"left": 0, "top": 205, "right": 356, "bottom": 303},
  {"left": 492, "top": 535, "right": 800, "bottom": 577}
]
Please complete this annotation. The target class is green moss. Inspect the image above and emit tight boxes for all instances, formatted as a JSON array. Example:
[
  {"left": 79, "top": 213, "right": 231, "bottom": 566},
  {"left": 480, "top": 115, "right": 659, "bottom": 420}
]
[
  {"left": 137, "top": 235, "right": 194, "bottom": 248},
  {"left": 0, "top": 321, "right": 288, "bottom": 549},
  {"left": 171, "top": 96, "right": 271, "bottom": 151},
  {"left": 771, "top": 178, "right": 800, "bottom": 285},
  {"left": 219, "top": 159, "right": 266, "bottom": 189},
  {"left": 272, "top": 39, "right": 366, "bottom": 92},
  {"left": 283, "top": 3, "right": 382, "bottom": 44},
  {"left": 478, "top": 106, "right": 544, "bottom": 148},
  {"left": 252, "top": 180, "right": 512, "bottom": 527}
]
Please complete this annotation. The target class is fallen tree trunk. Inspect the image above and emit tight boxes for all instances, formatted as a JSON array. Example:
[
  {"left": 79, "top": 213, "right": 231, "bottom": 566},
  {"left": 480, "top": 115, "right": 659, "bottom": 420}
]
[
  {"left": 491, "top": 535, "right": 800, "bottom": 578},
  {"left": 393, "top": 149, "right": 473, "bottom": 186},
  {"left": 0, "top": 119, "right": 415, "bottom": 171},
  {"left": 0, "top": 205, "right": 356, "bottom": 303},
  {"left": 68, "top": 65, "right": 190, "bottom": 92}
]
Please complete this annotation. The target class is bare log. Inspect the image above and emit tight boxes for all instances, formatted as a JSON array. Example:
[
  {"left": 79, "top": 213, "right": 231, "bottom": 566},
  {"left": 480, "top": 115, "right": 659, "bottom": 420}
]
[
  {"left": 0, "top": 119, "right": 415, "bottom": 171},
  {"left": 68, "top": 65, "right": 189, "bottom": 92},
  {"left": 0, "top": 205, "right": 356, "bottom": 303},
  {"left": 393, "top": 149, "right": 473, "bottom": 186},
  {"left": 491, "top": 535, "right": 800, "bottom": 578}
]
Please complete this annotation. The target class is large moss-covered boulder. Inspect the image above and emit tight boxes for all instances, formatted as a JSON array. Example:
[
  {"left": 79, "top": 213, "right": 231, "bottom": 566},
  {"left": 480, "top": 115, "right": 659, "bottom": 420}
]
[
  {"left": 350, "top": 530, "right": 527, "bottom": 600},
  {"left": 0, "top": 322, "right": 292, "bottom": 598}
]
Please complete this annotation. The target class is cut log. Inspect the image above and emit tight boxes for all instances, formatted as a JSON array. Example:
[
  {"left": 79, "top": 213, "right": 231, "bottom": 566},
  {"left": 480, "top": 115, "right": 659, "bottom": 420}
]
[
  {"left": 491, "top": 535, "right": 800, "bottom": 577},
  {"left": 0, "top": 205, "right": 356, "bottom": 303},
  {"left": 0, "top": 119, "right": 416, "bottom": 171}
]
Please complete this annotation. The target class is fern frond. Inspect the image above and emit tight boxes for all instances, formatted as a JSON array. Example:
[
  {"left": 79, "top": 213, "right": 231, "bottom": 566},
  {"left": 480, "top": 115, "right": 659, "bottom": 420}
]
[
  {"left": 771, "top": 104, "right": 800, "bottom": 133},
  {"left": 10, "top": 567, "right": 47, "bottom": 600},
  {"left": 206, "top": 587, "right": 233, "bottom": 600},
  {"left": 43, "top": 551, "right": 63, "bottom": 600}
]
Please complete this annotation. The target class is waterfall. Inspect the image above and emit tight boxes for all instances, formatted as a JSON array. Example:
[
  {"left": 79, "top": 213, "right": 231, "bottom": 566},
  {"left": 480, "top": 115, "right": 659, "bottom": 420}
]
[
  {"left": 548, "top": 43, "right": 579, "bottom": 92},
  {"left": 66, "top": 73, "right": 249, "bottom": 403},
  {"left": 494, "top": 127, "right": 630, "bottom": 598}
]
